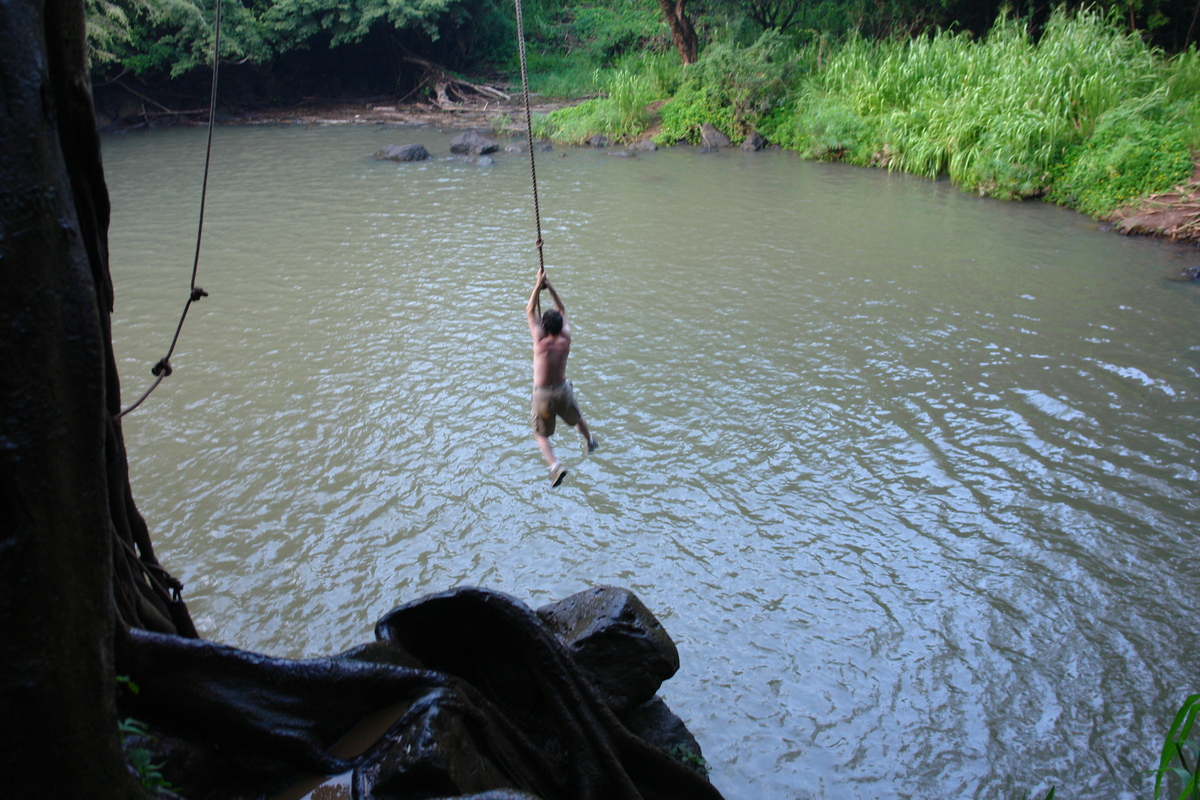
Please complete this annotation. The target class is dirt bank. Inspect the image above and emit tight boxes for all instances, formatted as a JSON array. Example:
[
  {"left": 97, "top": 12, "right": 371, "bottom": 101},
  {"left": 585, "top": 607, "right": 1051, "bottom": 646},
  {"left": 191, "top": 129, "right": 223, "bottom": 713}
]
[{"left": 1106, "top": 163, "right": 1200, "bottom": 246}]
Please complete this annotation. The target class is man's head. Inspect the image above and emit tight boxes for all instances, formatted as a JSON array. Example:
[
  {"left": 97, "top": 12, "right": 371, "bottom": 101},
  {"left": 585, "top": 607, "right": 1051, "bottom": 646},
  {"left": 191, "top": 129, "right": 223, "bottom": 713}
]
[{"left": 542, "top": 309, "right": 563, "bottom": 335}]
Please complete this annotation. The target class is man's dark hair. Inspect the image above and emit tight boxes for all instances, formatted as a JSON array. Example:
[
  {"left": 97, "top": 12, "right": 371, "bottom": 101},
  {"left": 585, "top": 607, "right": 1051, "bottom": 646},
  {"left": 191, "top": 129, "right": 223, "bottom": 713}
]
[{"left": 542, "top": 309, "right": 563, "bottom": 335}]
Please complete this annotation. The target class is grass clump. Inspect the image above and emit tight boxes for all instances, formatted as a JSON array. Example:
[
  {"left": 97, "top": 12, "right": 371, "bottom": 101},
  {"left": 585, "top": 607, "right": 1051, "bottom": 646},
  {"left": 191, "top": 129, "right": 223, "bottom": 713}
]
[
  {"left": 536, "top": 54, "right": 678, "bottom": 143},
  {"left": 1151, "top": 694, "right": 1200, "bottom": 799},
  {"left": 789, "top": 8, "right": 1188, "bottom": 199}
]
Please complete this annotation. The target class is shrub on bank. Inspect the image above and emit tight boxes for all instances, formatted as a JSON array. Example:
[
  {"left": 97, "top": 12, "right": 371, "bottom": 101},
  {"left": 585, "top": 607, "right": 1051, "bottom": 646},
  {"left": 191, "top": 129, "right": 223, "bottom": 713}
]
[{"left": 1049, "top": 109, "right": 1194, "bottom": 216}]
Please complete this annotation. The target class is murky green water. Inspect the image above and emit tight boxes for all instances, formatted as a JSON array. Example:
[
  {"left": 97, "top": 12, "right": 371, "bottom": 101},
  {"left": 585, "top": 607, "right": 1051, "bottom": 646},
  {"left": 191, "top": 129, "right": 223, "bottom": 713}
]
[{"left": 103, "top": 123, "right": 1200, "bottom": 800}]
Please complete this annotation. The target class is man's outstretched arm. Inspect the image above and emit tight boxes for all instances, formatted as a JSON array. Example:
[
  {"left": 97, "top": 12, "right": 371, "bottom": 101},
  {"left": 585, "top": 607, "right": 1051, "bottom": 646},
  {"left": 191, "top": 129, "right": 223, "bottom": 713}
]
[
  {"left": 527, "top": 270, "right": 545, "bottom": 339},
  {"left": 542, "top": 277, "right": 566, "bottom": 317}
]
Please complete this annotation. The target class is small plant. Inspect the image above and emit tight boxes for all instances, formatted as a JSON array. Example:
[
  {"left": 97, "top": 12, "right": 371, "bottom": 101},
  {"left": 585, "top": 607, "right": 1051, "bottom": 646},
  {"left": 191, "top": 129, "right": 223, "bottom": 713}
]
[
  {"left": 118, "top": 675, "right": 175, "bottom": 793},
  {"left": 667, "top": 744, "right": 710, "bottom": 778},
  {"left": 1151, "top": 694, "right": 1200, "bottom": 800}
]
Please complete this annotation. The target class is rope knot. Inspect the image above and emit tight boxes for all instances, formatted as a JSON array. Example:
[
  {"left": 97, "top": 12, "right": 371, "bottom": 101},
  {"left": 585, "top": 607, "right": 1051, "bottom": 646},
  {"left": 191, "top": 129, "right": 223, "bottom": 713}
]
[
  {"left": 535, "top": 237, "right": 544, "bottom": 250},
  {"left": 152, "top": 358, "right": 173, "bottom": 377},
  {"left": 190, "top": 286, "right": 208, "bottom": 302}
]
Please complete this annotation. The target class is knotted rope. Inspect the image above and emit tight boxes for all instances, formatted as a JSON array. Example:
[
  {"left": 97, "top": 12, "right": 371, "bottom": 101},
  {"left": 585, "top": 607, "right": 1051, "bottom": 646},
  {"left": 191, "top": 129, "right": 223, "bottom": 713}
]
[{"left": 117, "top": 0, "right": 222, "bottom": 419}]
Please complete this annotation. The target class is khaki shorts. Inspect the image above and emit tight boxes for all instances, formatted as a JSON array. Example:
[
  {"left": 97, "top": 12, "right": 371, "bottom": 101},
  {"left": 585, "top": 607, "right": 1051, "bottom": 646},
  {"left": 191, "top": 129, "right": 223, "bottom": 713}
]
[{"left": 532, "top": 381, "right": 581, "bottom": 436}]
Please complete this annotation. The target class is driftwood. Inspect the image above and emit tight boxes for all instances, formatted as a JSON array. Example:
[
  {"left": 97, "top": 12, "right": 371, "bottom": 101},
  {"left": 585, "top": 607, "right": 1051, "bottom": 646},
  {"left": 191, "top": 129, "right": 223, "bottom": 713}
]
[{"left": 402, "top": 55, "right": 510, "bottom": 110}]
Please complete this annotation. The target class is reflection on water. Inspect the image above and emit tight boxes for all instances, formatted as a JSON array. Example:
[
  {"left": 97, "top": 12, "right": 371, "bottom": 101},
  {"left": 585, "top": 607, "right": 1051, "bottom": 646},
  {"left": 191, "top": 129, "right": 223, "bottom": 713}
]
[{"left": 104, "top": 124, "right": 1200, "bottom": 800}]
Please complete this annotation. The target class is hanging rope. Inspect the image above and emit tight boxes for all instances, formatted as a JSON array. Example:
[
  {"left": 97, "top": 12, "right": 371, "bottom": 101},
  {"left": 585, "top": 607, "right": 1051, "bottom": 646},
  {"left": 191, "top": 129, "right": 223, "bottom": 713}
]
[
  {"left": 513, "top": 0, "right": 546, "bottom": 273},
  {"left": 117, "top": 0, "right": 222, "bottom": 419}
]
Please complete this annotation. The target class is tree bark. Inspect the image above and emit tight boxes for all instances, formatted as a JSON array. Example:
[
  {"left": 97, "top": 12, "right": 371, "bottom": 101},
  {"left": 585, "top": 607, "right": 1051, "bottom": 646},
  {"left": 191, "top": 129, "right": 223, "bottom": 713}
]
[
  {"left": 1, "top": 0, "right": 193, "bottom": 793},
  {"left": 657, "top": 0, "right": 698, "bottom": 65}
]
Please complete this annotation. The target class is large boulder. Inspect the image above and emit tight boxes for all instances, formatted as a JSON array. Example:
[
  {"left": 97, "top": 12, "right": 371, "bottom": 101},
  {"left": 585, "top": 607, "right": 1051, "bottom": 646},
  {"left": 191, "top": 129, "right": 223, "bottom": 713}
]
[
  {"left": 536, "top": 585, "right": 679, "bottom": 715},
  {"left": 628, "top": 139, "right": 658, "bottom": 152},
  {"left": 700, "top": 123, "right": 731, "bottom": 149},
  {"left": 375, "top": 143, "right": 430, "bottom": 162},
  {"left": 450, "top": 131, "right": 499, "bottom": 155}
]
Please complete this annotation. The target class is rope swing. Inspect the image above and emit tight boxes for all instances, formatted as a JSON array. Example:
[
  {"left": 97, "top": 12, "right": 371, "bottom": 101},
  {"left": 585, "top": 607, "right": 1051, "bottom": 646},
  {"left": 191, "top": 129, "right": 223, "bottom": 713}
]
[
  {"left": 513, "top": 0, "right": 546, "bottom": 274},
  {"left": 117, "top": 0, "right": 222, "bottom": 419}
]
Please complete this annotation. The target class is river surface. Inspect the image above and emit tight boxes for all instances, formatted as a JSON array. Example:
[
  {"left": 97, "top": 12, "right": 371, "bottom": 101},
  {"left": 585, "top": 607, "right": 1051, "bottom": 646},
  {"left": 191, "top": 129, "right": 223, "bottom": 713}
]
[{"left": 102, "top": 124, "right": 1200, "bottom": 800}]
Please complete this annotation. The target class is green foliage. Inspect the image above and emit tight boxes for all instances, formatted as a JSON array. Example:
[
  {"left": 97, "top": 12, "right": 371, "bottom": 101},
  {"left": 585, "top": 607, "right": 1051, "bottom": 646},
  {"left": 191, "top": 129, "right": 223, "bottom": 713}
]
[
  {"left": 667, "top": 744, "right": 710, "bottom": 777},
  {"left": 1151, "top": 694, "right": 1200, "bottom": 800},
  {"left": 655, "top": 83, "right": 735, "bottom": 144},
  {"left": 688, "top": 30, "right": 798, "bottom": 132},
  {"left": 537, "top": 59, "right": 675, "bottom": 143},
  {"left": 121, "top": 721, "right": 174, "bottom": 793},
  {"left": 778, "top": 7, "right": 1199, "bottom": 202},
  {"left": 1048, "top": 107, "right": 1193, "bottom": 215},
  {"left": 516, "top": 0, "right": 667, "bottom": 95}
]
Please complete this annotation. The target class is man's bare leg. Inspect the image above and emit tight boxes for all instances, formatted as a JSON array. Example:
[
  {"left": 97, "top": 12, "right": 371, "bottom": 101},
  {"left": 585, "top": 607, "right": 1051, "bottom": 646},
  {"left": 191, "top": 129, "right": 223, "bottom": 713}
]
[
  {"left": 534, "top": 434, "right": 557, "bottom": 467},
  {"left": 575, "top": 419, "right": 597, "bottom": 454},
  {"left": 535, "top": 433, "right": 567, "bottom": 487}
]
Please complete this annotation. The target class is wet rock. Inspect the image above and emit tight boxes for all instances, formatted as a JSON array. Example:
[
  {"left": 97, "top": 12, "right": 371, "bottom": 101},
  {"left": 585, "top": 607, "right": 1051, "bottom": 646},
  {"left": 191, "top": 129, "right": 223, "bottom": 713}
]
[
  {"left": 476, "top": 155, "right": 495, "bottom": 167},
  {"left": 628, "top": 139, "right": 657, "bottom": 152},
  {"left": 607, "top": 151, "right": 635, "bottom": 158},
  {"left": 537, "top": 140, "right": 554, "bottom": 153},
  {"left": 450, "top": 130, "right": 499, "bottom": 155},
  {"left": 588, "top": 134, "right": 610, "bottom": 148},
  {"left": 505, "top": 144, "right": 523, "bottom": 153},
  {"left": 700, "top": 123, "right": 730, "bottom": 149},
  {"left": 374, "top": 143, "right": 430, "bottom": 162},
  {"left": 536, "top": 585, "right": 678, "bottom": 715},
  {"left": 621, "top": 696, "right": 708, "bottom": 778},
  {"left": 740, "top": 130, "right": 766, "bottom": 152},
  {"left": 118, "top": 587, "right": 721, "bottom": 800}
]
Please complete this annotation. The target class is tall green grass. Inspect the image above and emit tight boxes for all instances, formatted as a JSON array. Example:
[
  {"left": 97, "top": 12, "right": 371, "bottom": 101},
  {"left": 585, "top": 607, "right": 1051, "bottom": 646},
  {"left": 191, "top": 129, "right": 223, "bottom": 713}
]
[
  {"left": 755, "top": 9, "right": 1199, "bottom": 207},
  {"left": 535, "top": 54, "right": 679, "bottom": 143}
]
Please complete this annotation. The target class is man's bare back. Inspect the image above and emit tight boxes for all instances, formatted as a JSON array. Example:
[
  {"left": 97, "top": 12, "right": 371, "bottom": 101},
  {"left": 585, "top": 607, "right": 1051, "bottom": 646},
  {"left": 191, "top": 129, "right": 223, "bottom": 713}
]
[{"left": 532, "top": 329, "right": 570, "bottom": 387}]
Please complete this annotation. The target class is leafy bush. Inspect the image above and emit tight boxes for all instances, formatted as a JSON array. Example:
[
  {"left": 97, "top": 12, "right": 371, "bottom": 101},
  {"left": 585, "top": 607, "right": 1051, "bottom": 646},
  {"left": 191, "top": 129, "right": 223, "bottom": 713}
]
[
  {"left": 691, "top": 30, "right": 797, "bottom": 133},
  {"left": 537, "top": 63, "right": 671, "bottom": 143},
  {"left": 1048, "top": 107, "right": 1194, "bottom": 215},
  {"left": 654, "top": 83, "right": 735, "bottom": 144}
]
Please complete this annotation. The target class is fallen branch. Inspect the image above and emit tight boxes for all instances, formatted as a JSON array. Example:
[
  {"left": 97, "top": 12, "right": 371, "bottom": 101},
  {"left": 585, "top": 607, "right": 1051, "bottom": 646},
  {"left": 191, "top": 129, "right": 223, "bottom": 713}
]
[{"left": 402, "top": 55, "right": 509, "bottom": 109}]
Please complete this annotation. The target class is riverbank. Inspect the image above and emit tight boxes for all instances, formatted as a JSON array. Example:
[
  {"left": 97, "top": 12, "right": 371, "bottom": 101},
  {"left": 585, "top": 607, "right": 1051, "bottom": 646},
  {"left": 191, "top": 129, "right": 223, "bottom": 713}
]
[
  {"left": 1106, "top": 162, "right": 1200, "bottom": 244},
  {"left": 120, "top": 95, "right": 1200, "bottom": 250}
]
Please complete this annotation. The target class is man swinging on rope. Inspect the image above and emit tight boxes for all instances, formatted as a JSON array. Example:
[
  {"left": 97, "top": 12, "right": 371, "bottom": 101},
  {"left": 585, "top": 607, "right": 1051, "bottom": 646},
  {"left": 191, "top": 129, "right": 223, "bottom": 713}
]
[{"left": 527, "top": 268, "right": 596, "bottom": 487}]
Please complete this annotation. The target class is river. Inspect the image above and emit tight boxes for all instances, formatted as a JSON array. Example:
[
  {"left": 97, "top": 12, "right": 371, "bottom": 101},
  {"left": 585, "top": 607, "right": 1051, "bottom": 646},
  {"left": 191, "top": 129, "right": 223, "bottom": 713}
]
[{"left": 102, "top": 123, "right": 1200, "bottom": 800}]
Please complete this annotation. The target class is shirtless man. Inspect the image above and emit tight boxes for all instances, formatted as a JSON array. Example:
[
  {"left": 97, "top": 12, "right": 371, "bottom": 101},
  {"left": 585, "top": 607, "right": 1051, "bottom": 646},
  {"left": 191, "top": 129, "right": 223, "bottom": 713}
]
[{"left": 527, "top": 269, "right": 596, "bottom": 487}]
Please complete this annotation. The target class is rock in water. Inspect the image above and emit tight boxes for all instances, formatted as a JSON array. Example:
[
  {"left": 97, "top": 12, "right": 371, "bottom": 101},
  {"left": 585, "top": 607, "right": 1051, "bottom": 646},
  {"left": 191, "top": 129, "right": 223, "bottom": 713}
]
[
  {"left": 450, "top": 130, "right": 499, "bottom": 155},
  {"left": 700, "top": 123, "right": 731, "bottom": 149},
  {"left": 741, "top": 130, "right": 767, "bottom": 152},
  {"left": 374, "top": 144, "right": 430, "bottom": 162},
  {"left": 536, "top": 585, "right": 679, "bottom": 715}
]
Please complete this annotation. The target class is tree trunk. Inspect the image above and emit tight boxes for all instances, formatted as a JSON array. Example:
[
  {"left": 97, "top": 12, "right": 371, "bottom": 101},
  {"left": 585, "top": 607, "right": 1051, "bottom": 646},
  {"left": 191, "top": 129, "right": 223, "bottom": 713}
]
[
  {"left": 1, "top": 0, "right": 193, "bottom": 793},
  {"left": 657, "top": 0, "right": 698, "bottom": 65}
]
